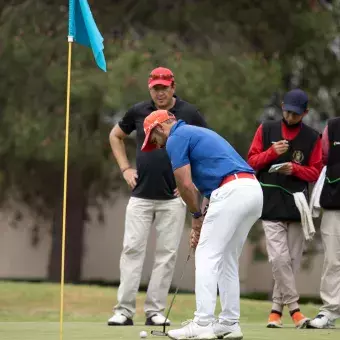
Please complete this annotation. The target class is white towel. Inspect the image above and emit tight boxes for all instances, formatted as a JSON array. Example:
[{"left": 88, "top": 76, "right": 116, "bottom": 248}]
[
  {"left": 293, "top": 192, "right": 315, "bottom": 241},
  {"left": 309, "top": 166, "right": 327, "bottom": 218}
]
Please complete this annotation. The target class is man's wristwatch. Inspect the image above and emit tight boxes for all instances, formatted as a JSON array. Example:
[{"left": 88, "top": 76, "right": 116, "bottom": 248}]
[{"left": 191, "top": 211, "right": 203, "bottom": 219}]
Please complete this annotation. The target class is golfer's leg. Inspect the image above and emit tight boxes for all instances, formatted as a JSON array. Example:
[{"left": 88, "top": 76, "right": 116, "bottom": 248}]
[
  {"left": 114, "top": 197, "right": 154, "bottom": 318},
  {"left": 218, "top": 181, "right": 263, "bottom": 323},
  {"left": 144, "top": 198, "right": 186, "bottom": 318},
  {"left": 194, "top": 206, "right": 224, "bottom": 325},
  {"left": 194, "top": 180, "right": 262, "bottom": 325}
]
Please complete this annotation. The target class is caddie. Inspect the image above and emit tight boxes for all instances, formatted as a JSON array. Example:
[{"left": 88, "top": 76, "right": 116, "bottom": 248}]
[{"left": 247, "top": 89, "right": 322, "bottom": 328}]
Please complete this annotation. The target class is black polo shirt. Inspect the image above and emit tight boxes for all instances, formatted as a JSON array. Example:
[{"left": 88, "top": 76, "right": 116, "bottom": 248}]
[{"left": 118, "top": 96, "right": 208, "bottom": 200}]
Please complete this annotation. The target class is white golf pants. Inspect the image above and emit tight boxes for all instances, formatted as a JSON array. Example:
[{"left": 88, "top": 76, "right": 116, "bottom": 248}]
[{"left": 194, "top": 178, "right": 263, "bottom": 325}]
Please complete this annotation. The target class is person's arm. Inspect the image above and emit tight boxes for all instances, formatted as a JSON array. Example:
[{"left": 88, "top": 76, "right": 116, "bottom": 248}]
[
  {"left": 173, "top": 164, "right": 201, "bottom": 213},
  {"left": 166, "top": 134, "right": 204, "bottom": 249},
  {"left": 109, "top": 108, "right": 138, "bottom": 189},
  {"left": 171, "top": 108, "right": 207, "bottom": 197},
  {"left": 247, "top": 125, "right": 281, "bottom": 170},
  {"left": 174, "top": 163, "right": 203, "bottom": 249},
  {"left": 322, "top": 125, "right": 329, "bottom": 166},
  {"left": 289, "top": 136, "right": 323, "bottom": 182},
  {"left": 166, "top": 135, "right": 200, "bottom": 213},
  {"left": 109, "top": 125, "right": 131, "bottom": 172}
]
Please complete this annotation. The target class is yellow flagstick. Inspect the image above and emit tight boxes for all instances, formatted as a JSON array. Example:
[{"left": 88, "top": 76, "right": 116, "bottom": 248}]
[{"left": 60, "top": 36, "right": 73, "bottom": 340}]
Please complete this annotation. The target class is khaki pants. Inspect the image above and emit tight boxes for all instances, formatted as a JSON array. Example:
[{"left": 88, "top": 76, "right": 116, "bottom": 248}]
[
  {"left": 319, "top": 210, "right": 340, "bottom": 320},
  {"left": 262, "top": 220, "right": 305, "bottom": 306},
  {"left": 114, "top": 197, "right": 186, "bottom": 318}
]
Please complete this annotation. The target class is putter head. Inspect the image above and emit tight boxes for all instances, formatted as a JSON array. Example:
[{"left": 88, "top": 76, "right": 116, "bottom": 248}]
[{"left": 151, "top": 330, "right": 168, "bottom": 336}]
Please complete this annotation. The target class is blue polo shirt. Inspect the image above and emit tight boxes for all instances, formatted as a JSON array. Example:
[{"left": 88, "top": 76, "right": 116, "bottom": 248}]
[{"left": 166, "top": 120, "right": 255, "bottom": 198}]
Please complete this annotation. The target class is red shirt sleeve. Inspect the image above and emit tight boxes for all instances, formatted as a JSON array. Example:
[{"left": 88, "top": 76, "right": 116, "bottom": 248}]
[
  {"left": 291, "top": 136, "right": 322, "bottom": 182},
  {"left": 247, "top": 125, "right": 279, "bottom": 171},
  {"left": 322, "top": 125, "right": 329, "bottom": 166}
]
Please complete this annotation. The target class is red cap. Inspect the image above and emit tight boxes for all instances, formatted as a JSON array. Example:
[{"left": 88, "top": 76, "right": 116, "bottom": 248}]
[
  {"left": 141, "top": 110, "right": 175, "bottom": 152},
  {"left": 148, "top": 67, "right": 174, "bottom": 89}
]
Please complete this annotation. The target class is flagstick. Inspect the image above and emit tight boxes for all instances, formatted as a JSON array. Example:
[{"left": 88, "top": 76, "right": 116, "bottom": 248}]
[{"left": 59, "top": 36, "right": 73, "bottom": 340}]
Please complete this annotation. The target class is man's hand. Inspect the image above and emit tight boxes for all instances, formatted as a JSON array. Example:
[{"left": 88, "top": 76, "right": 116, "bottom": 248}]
[
  {"left": 277, "top": 162, "right": 293, "bottom": 175},
  {"left": 192, "top": 216, "right": 204, "bottom": 232},
  {"left": 174, "top": 188, "right": 180, "bottom": 197},
  {"left": 272, "top": 140, "right": 289, "bottom": 155},
  {"left": 190, "top": 228, "right": 200, "bottom": 249},
  {"left": 190, "top": 205, "right": 208, "bottom": 248},
  {"left": 123, "top": 168, "right": 138, "bottom": 189}
]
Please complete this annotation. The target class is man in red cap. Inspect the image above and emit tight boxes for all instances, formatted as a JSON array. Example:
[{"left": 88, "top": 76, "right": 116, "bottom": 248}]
[{"left": 108, "top": 67, "right": 207, "bottom": 326}]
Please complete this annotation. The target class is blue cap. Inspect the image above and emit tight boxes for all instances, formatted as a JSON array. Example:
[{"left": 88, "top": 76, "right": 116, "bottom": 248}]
[{"left": 282, "top": 89, "right": 308, "bottom": 115}]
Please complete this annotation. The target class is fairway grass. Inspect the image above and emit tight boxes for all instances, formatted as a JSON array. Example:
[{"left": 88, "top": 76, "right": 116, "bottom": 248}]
[
  {"left": 0, "top": 281, "right": 338, "bottom": 340},
  {"left": 1, "top": 322, "right": 339, "bottom": 340}
]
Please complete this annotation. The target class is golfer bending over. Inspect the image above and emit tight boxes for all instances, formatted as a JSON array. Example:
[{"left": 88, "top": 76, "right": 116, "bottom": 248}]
[{"left": 141, "top": 110, "right": 263, "bottom": 340}]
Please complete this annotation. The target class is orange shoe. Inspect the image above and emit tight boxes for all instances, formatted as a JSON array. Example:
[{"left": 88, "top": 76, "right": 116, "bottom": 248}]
[
  {"left": 267, "top": 312, "right": 283, "bottom": 328},
  {"left": 291, "top": 311, "right": 309, "bottom": 329}
]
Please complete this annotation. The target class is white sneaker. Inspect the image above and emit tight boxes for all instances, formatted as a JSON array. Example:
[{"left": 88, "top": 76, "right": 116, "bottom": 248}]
[
  {"left": 168, "top": 320, "right": 215, "bottom": 340},
  {"left": 308, "top": 313, "right": 335, "bottom": 329},
  {"left": 107, "top": 312, "right": 133, "bottom": 326},
  {"left": 145, "top": 313, "right": 171, "bottom": 326},
  {"left": 213, "top": 321, "right": 243, "bottom": 339}
]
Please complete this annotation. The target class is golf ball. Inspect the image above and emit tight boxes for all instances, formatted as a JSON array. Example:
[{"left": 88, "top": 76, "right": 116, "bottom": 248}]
[{"left": 139, "top": 330, "right": 147, "bottom": 338}]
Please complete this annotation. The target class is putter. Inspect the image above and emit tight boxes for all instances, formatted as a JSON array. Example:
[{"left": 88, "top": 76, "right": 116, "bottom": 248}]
[{"left": 151, "top": 249, "right": 193, "bottom": 337}]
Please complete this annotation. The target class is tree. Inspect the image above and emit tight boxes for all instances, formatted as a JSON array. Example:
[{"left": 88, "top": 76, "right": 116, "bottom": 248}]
[
  {"left": 0, "top": 1, "right": 119, "bottom": 282},
  {"left": 0, "top": 0, "right": 336, "bottom": 283}
]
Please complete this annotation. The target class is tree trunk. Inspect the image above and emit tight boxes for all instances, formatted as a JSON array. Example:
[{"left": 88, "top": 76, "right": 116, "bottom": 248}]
[{"left": 48, "top": 168, "right": 87, "bottom": 283}]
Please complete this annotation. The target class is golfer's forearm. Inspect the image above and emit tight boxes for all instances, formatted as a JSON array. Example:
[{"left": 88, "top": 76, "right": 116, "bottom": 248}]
[
  {"left": 178, "top": 183, "right": 200, "bottom": 213},
  {"left": 109, "top": 135, "right": 130, "bottom": 171},
  {"left": 201, "top": 197, "right": 209, "bottom": 213}
]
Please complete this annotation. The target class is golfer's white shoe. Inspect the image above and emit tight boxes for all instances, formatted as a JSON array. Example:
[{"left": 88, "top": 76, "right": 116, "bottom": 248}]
[
  {"left": 213, "top": 321, "right": 243, "bottom": 339},
  {"left": 167, "top": 320, "right": 215, "bottom": 340},
  {"left": 307, "top": 313, "right": 335, "bottom": 329}
]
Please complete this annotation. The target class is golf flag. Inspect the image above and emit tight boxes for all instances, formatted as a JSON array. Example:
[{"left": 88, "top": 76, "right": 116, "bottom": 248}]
[
  {"left": 59, "top": 3, "right": 106, "bottom": 340},
  {"left": 68, "top": 0, "right": 107, "bottom": 72}
]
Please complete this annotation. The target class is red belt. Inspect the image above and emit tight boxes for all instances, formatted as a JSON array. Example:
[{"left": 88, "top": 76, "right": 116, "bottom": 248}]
[{"left": 219, "top": 172, "right": 256, "bottom": 187}]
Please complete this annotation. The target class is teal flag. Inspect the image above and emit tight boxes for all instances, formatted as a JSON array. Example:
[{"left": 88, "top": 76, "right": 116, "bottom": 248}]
[{"left": 69, "top": 0, "right": 106, "bottom": 72}]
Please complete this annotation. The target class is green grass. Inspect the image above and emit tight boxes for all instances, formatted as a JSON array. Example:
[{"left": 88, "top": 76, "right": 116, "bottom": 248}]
[{"left": 0, "top": 281, "right": 338, "bottom": 340}]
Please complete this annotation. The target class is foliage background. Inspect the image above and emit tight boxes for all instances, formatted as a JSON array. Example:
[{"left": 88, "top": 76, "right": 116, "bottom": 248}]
[{"left": 0, "top": 0, "right": 338, "bottom": 281}]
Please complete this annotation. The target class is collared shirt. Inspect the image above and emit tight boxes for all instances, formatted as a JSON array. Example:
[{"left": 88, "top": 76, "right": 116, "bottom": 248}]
[
  {"left": 166, "top": 120, "right": 254, "bottom": 198},
  {"left": 118, "top": 96, "right": 207, "bottom": 199}
]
